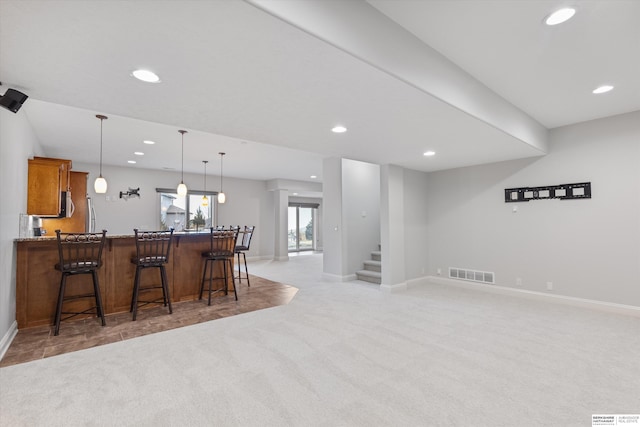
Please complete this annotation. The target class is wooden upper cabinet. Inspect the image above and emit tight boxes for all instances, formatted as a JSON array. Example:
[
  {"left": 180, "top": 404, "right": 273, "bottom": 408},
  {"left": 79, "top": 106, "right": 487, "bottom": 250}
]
[
  {"left": 34, "top": 156, "right": 71, "bottom": 191},
  {"left": 27, "top": 157, "right": 73, "bottom": 216},
  {"left": 41, "top": 171, "right": 88, "bottom": 233}
]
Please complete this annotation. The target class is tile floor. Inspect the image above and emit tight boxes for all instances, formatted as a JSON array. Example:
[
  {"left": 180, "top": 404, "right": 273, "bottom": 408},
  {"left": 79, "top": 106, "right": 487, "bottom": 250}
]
[{"left": 0, "top": 275, "right": 298, "bottom": 367}]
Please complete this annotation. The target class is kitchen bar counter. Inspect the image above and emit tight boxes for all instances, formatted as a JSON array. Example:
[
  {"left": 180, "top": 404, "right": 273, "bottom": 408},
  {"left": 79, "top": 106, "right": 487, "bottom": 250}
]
[
  {"left": 15, "top": 232, "right": 232, "bottom": 329},
  {"left": 14, "top": 230, "right": 213, "bottom": 241}
]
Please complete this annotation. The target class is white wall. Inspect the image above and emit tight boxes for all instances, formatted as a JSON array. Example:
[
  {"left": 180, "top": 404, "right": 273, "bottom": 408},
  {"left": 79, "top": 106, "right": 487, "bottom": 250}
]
[
  {"left": 424, "top": 111, "right": 640, "bottom": 306},
  {"left": 380, "top": 164, "right": 406, "bottom": 288},
  {"left": 75, "top": 161, "right": 273, "bottom": 259},
  {"left": 0, "top": 108, "right": 44, "bottom": 344},
  {"left": 403, "top": 168, "right": 429, "bottom": 280},
  {"left": 322, "top": 157, "right": 343, "bottom": 276}
]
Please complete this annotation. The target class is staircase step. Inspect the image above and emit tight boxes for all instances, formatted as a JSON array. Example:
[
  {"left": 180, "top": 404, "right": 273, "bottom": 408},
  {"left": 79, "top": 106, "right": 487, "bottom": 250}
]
[
  {"left": 363, "top": 260, "right": 381, "bottom": 272},
  {"left": 356, "top": 270, "right": 381, "bottom": 284},
  {"left": 371, "top": 251, "right": 381, "bottom": 261}
]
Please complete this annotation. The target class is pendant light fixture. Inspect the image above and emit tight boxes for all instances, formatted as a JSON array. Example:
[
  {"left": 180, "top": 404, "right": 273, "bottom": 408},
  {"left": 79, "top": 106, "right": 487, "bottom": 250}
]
[
  {"left": 201, "top": 160, "right": 209, "bottom": 207},
  {"left": 94, "top": 114, "right": 108, "bottom": 193},
  {"left": 217, "top": 152, "right": 226, "bottom": 204},
  {"left": 177, "top": 130, "right": 188, "bottom": 197}
]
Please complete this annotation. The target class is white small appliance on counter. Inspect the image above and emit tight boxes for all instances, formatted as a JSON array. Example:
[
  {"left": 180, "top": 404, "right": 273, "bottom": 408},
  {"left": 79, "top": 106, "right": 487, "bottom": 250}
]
[{"left": 19, "top": 214, "right": 43, "bottom": 237}]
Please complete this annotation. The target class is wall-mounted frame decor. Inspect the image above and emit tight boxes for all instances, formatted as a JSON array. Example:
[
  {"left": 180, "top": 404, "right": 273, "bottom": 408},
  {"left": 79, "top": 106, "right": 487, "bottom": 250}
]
[{"left": 504, "top": 182, "right": 591, "bottom": 203}]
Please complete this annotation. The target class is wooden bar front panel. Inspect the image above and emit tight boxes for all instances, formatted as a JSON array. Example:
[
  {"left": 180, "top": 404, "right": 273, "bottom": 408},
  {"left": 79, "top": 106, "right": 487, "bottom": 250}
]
[{"left": 15, "top": 233, "right": 232, "bottom": 329}]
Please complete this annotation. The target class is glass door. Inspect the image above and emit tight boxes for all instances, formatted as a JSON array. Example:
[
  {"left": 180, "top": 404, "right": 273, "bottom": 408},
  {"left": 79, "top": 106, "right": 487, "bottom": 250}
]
[{"left": 288, "top": 206, "right": 315, "bottom": 252}]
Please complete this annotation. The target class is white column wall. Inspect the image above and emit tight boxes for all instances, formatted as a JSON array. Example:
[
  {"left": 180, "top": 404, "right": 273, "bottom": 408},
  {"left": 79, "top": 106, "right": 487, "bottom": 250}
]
[
  {"left": 380, "top": 164, "right": 406, "bottom": 291},
  {"left": 273, "top": 189, "right": 289, "bottom": 261},
  {"left": 322, "top": 157, "right": 343, "bottom": 278},
  {"left": 403, "top": 168, "right": 430, "bottom": 280}
]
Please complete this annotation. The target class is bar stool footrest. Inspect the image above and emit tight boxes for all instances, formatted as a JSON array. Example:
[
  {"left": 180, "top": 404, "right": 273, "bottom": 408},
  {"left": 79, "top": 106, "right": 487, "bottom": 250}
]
[{"left": 60, "top": 306, "right": 103, "bottom": 323}]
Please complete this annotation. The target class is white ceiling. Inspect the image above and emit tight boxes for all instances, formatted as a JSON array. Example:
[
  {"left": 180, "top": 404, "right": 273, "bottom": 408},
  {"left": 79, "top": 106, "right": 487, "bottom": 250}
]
[
  {"left": 1, "top": 0, "right": 638, "bottom": 184},
  {"left": 368, "top": 0, "right": 640, "bottom": 129}
]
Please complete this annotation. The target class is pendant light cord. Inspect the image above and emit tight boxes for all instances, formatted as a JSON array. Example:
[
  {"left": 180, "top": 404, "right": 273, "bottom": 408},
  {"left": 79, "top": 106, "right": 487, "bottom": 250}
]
[
  {"left": 178, "top": 130, "right": 187, "bottom": 184},
  {"left": 203, "top": 160, "right": 207, "bottom": 191},
  {"left": 96, "top": 114, "right": 108, "bottom": 177},
  {"left": 99, "top": 118, "right": 103, "bottom": 176},
  {"left": 219, "top": 152, "right": 225, "bottom": 194},
  {"left": 181, "top": 134, "right": 184, "bottom": 182}
]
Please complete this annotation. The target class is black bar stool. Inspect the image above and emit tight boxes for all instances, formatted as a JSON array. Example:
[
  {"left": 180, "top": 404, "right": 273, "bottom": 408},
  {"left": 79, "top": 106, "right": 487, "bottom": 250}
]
[
  {"left": 200, "top": 229, "right": 238, "bottom": 305},
  {"left": 54, "top": 229, "right": 107, "bottom": 336},
  {"left": 130, "top": 229, "right": 174, "bottom": 320},
  {"left": 235, "top": 225, "right": 255, "bottom": 287}
]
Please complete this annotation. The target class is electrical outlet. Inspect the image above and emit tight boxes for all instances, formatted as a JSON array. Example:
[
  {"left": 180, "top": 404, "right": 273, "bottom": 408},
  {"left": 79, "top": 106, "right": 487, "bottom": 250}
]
[
  {"left": 546, "top": 281, "right": 553, "bottom": 291},
  {"left": 516, "top": 277, "right": 522, "bottom": 286}
]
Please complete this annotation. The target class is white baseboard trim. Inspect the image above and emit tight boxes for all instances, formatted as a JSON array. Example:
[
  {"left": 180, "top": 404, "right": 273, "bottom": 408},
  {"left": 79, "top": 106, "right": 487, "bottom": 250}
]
[
  {"left": 322, "top": 272, "right": 357, "bottom": 283},
  {"left": 380, "top": 282, "right": 408, "bottom": 293},
  {"left": 425, "top": 276, "right": 640, "bottom": 317},
  {"left": 274, "top": 255, "right": 289, "bottom": 261},
  {"left": 0, "top": 321, "right": 18, "bottom": 361}
]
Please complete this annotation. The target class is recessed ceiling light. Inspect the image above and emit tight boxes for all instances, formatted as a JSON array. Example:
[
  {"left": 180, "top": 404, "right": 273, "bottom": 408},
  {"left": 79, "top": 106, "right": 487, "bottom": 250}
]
[
  {"left": 134, "top": 151, "right": 144, "bottom": 156},
  {"left": 545, "top": 8, "right": 576, "bottom": 26},
  {"left": 292, "top": 193, "right": 299, "bottom": 196},
  {"left": 592, "top": 85, "right": 614, "bottom": 94},
  {"left": 332, "top": 125, "right": 347, "bottom": 133},
  {"left": 310, "top": 175, "right": 317, "bottom": 179},
  {"left": 143, "top": 140, "right": 156, "bottom": 145},
  {"left": 423, "top": 151, "right": 436, "bottom": 156},
  {"left": 132, "top": 69, "right": 160, "bottom": 83},
  {"left": 128, "top": 160, "right": 137, "bottom": 164}
]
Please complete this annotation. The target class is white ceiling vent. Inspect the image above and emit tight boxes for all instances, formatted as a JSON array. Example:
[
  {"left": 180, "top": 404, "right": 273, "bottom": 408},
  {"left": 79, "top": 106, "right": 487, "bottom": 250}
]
[{"left": 449, "top": 267, "right": 495, "bottom": 285}]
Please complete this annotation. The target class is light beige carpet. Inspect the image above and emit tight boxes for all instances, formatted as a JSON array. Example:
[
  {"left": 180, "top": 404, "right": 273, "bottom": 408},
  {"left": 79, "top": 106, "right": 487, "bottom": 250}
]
[{"left": 1, "top": 254, "right": 639, "bottom": 426}]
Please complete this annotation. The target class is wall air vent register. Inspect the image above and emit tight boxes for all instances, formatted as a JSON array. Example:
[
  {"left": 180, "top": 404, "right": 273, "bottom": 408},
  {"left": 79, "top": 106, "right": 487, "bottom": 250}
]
[{"left": 449, "top": 268, "right": 495, "bottom": 285}]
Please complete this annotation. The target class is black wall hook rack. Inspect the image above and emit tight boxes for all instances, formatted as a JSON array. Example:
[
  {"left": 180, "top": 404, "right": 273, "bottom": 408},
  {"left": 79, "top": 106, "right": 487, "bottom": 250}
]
[{"left": 505, "top": 182, "right": 591, "bottom": 203}]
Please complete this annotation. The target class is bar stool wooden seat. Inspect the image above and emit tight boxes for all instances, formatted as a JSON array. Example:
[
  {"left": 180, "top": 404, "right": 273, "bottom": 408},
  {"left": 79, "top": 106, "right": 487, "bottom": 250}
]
[
  {"left": 235, "top": 225, "right": 255, "bottom": 287},
  {"left": 200, "top": 229, "right": 238, "bottom": 305},
  {"left": 54, "top": 229, "right": 107, "bottom": 336},
  {"left": 130, "top": 229, "right": 174, "bottom": 320}
]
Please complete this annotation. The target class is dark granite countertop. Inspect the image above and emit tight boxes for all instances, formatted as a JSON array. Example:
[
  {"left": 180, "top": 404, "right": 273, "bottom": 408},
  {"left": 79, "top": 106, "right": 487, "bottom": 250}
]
[{"left": 14, "top": 230, "right": 211, "bottom": 242}]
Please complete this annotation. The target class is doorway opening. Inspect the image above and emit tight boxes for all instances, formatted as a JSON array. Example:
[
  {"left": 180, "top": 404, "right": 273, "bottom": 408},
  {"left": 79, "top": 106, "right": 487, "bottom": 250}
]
[{"left": 288, "top": 205, "right": 316, "bottom": 252}]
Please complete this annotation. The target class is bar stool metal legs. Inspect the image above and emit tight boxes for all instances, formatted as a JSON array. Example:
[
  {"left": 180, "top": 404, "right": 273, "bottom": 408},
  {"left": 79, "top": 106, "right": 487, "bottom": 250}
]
[
  {"left": 200, "top": 256, "right": 237, "bottom": 305},
  {"left": 53, "top": 230, "right": 107, "bottom": 336},
  {"left": 200, "top": 229, "right": 239, "bottom": 305},
  {"left": 130, "top": 263, "right": 172, "bottom": 321},
  {"left": 130, "top": 229, "right": 174, "bottom": 321},
  {"left": 234, "top": 226, "right": 255, "bottom": 287}
]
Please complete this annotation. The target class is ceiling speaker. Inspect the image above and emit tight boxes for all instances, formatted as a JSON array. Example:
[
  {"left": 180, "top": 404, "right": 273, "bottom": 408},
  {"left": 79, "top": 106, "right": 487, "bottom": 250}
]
[{"left": 0, "top": 88, "right": 29, "bottom": 113}]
